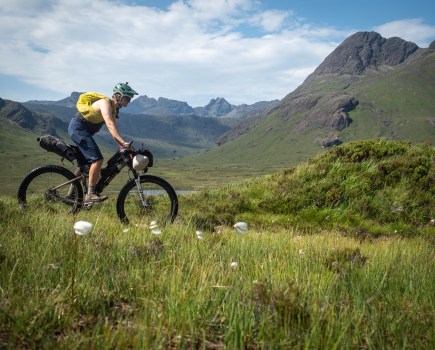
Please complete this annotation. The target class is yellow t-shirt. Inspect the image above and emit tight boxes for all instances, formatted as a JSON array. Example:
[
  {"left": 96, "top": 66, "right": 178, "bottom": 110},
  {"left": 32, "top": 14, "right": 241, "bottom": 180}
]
[{"left": 76, "top": 92, "right": 117, "bottom": 124}]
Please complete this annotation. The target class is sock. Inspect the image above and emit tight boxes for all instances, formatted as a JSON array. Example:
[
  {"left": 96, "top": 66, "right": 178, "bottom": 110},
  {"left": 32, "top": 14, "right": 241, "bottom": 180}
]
[{"left": 88, "top": 185, "right": 96, "bottom": 195}]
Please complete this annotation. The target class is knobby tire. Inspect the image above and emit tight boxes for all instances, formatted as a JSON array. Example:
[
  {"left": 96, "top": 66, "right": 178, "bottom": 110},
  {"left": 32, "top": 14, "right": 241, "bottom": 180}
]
[
  {"left": 116, "top": 175, "right": 178, "bottom": 226},
  {"left": 17, "top": 165, "right": 83, "bottom": 214}
]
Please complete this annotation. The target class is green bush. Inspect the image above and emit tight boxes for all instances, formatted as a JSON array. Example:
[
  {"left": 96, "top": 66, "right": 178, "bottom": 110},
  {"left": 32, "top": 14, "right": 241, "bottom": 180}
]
[{"left": 184, "top": 139, "right": 435, "bottom": 236}]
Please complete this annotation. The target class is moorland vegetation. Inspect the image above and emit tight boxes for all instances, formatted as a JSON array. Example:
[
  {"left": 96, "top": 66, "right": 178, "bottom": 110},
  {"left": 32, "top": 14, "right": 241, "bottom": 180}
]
[{"left": 1, "top": 139, "right": 434, "bottom": 349}]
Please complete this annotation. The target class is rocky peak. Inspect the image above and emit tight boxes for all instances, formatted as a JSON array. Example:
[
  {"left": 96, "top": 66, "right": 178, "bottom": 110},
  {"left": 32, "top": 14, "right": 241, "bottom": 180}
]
[
  {"left": 309, "top": 31, "right": 419, "bottom": 77},
  {"left": 202, "top": 97, "right": 235, "bottom": 117},
  {"left": 0, "top": 99, "right": 37, "bottom": 128},
  {"left": 126, "top": 95, "right": 195, "bottom": 115},
  {"left": 56, "top": 92, "right": 82, "bottom": 108},
  {"left": 26, "top": 91, "right": 82, "bottom": 107},
  {"left": 156, "top": 97, "right": 195, "bottom": 114},
  {"left": 130, "top": 95, "right": 158, "bottom": 110}
]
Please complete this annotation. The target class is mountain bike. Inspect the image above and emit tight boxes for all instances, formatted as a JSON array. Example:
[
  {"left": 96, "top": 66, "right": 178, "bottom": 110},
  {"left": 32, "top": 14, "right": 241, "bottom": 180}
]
[{"left": 17, "top": 135, "right": 178, "bottom": 226}]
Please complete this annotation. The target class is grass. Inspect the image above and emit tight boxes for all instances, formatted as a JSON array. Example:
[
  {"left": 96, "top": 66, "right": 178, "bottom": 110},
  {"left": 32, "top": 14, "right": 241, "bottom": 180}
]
[
  {"left": 185, "top": 139, "right": 435, "bottom": 237},
  {"left": 1, "top": 139, "right": 434, "bottom": 348},
  {"left": 0, "top": 197, "right": 433, "bottom": 349}
]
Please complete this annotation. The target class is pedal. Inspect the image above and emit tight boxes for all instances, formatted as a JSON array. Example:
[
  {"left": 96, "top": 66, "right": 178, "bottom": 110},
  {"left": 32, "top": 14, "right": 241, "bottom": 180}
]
[{"left": 83, "top": 202, "right": 94, "bottom": 210}]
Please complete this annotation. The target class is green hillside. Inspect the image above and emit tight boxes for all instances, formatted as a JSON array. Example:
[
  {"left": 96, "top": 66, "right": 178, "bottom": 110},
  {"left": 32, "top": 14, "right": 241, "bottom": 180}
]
[
  {"left": 0, "top": 119, "right": 67, "bottom": 193},
  {"left": 343, "top": 52, "right": 435, "bottom": 141},
  {"left": 177, "top": 51, "right": 434, "bottom": 176},
  {"left": 183, "top": 139, "right": 435, "bottom": 236},
  {"left": 0, "top": 138, "right": 433, "bottom": 348},
  {"left": 0, "top": 118, "right": 121, "bottom": 195}
]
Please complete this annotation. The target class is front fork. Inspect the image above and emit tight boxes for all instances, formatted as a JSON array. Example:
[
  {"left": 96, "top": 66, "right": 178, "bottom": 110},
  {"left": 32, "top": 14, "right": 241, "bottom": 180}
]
[
  {"left": 134, "top": 176, "right": 146, "bottom": 205},
  {"left": 134, "top": 175, "right": 151, "bottom": 209}
]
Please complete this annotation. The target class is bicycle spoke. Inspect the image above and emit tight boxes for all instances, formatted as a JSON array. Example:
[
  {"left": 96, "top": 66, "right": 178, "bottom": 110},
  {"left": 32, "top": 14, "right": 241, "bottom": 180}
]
[
  {"left": 117, "top": 175, "right": 178, "bottom": 226},
  {"left": 18, "top": 165, "right": 83, "bottom": 214}
]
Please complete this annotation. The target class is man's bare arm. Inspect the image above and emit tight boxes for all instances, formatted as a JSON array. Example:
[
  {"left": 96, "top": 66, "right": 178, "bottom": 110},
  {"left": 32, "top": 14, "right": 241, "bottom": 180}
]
[{"left": 94, "top": 99, "right": 125, "bottom": 146}]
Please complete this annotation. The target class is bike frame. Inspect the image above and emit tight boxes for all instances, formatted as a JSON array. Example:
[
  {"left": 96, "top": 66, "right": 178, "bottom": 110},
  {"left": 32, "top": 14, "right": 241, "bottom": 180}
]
[{"left": 75, "top": 148, "right": 149, "bottom": 206}]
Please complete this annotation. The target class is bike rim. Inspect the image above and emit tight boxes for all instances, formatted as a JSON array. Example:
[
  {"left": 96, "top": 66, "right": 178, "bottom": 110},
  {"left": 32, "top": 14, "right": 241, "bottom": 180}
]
[
  {"left": 23, "top": 172, "right": 81, "bottom": 213},
  {"left": 120, "top": 181, "right": 176, "bottom": 227}
]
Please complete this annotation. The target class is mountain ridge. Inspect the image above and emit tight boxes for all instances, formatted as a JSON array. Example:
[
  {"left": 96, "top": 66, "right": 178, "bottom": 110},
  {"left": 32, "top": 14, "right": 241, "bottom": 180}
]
[
  {"left": 181, "top": 31, "right": 434, "bottom": 173},
  {"left": 2, "top": 31, "right": 434, "bottom": 188},
  {"left": 0, "top": 97, "right": 69, "bottom": 136},
  {"left": 307, "top": 31, "right": 419, "bottom": 77},
  {"left": 27, "top": 91, "right": 280, "bottom": 120}
]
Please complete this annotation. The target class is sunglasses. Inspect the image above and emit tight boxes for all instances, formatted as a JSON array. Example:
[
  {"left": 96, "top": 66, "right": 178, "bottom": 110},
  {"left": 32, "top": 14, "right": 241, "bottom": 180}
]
[{"left": 122, "top": 96, "right": 131, "bottom": 103}]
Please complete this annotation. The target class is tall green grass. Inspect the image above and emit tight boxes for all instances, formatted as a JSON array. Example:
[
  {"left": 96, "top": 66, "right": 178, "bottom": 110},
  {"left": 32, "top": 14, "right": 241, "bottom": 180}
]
[
  {"left": 0, "top": 196, "right": 433, "bottom": 349},
  {"left": 1, "top": 139, "right": 434, "bottom": 348}
]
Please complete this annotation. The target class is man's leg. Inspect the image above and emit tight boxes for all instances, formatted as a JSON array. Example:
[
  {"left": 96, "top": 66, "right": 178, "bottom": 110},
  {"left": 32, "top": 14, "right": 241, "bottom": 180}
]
[
  {"left": 85, "top": 160, "right": 108, "bottom": 202},
  {"left": 88, "top": 160, "right": 103, "bottom": 193}
]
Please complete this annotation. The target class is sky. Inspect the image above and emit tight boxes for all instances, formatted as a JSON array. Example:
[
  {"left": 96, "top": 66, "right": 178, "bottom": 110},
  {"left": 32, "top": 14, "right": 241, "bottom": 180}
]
[{"left": 0, "top": 0, "right": 434, "bottom": 107}]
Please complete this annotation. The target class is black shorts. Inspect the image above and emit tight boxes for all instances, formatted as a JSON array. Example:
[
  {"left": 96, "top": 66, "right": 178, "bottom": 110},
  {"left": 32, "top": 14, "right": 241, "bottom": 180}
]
[{"left": 68, "top": 116, "right": 103, "bottom": 164}]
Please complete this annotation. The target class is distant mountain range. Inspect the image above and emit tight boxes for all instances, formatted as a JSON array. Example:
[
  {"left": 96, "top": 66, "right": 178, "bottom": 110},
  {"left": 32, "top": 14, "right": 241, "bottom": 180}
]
[
  {"left": 28, "top": 91, "right": 280, "bottom": 119},
  {"left": 17, "top": 84, "right": 280, "bottom": 157},
  {"left": 1, "top": 31, "right": 434, "bottom": 176}
]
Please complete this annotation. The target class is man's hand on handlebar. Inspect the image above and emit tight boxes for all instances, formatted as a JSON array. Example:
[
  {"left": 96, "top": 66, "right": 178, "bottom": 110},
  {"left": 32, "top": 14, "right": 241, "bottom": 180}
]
[{"left": 121, "top": 141, "right": 133, "bottom": 150}]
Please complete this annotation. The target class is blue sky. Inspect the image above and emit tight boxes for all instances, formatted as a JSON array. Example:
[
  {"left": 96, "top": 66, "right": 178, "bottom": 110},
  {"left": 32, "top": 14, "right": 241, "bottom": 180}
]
[{"left": 0, "top": 0, "right": 434, "bottom": 106}]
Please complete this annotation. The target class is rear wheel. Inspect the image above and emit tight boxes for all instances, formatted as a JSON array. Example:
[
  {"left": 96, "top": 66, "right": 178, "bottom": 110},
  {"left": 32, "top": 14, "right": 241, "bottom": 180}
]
[
  {"left": 18, "top": 165, "right": 83, "bottom": 214},
  {"left": 116, "top": 175, "right": 178, "bottom": 227}
]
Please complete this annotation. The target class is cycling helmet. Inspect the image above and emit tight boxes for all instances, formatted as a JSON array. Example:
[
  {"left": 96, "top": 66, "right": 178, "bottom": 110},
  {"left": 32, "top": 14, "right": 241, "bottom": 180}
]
[{"left": 113, "top": 82, "right": 138, "bottom": 98}]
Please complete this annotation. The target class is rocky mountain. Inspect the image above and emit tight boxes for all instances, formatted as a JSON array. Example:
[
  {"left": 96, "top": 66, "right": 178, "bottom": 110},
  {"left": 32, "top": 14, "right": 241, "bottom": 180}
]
[
  {"left": 125, "top": 95, "right": 196, "bottom": 115},
  {"left": 4, "top": 31, "right": 433, "bottom": 173},
  {"left": 6, "top": 97, "right": 237, "bottom": 158},
  {"left": 27, "top": 92, "right": 278, "bottom": 119},
  {"left": 193, "top": 97, "right": 235, "bottom": 117},
  {"left": 0, "top": 97, "right": 68, "bottom": 136},
  {"left": 308, "top": 31, "right": 419, "bottom": 77},
  {"left": 27, "top": 92, "right": 82, "bottom": 108},
  {"left": 187, "top": 31, "right": 434, "bottom": 173},
  {"left": 278, "top": 32, "right": 433, "bottom": 143}
]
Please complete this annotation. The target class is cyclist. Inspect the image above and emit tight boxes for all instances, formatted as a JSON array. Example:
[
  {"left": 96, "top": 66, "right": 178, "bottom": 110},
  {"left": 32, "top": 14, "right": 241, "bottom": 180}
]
[{"left": 68, "top": 82, "right": 138, "bottom": 202}]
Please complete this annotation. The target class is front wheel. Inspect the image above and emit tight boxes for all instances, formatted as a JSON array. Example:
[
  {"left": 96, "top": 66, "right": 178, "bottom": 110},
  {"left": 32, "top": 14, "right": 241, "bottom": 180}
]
[
  {"left": 18, "top": 165, "right": 84, "bottom": 214},
  {"left": 116, "top": 175, "right": 178, "bottom": 226}
]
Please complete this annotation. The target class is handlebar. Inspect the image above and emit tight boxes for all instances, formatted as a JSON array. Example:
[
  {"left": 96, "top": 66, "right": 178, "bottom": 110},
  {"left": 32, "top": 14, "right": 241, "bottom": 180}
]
[
  {"left": 118, "top": 143, "right": 154, "bottom": 168},
  {"left": 119, "top": 141, "right": 133, "bottom": 151},
  {"left": 124, "top": 141, "right": 133, "bottom": 149}
]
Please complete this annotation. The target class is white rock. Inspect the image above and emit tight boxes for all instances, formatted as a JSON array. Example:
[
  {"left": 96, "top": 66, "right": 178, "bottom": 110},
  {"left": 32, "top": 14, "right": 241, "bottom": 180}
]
[
  {"left": 233, "top": 222, "right": 248, "bottom": 234},
  {"left": 73, "top": 221, "right": 93, "bottom": 236}
]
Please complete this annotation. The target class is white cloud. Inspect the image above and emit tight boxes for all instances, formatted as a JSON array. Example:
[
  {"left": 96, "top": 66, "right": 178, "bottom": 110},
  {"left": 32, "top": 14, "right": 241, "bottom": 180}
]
[
  {"left": 249, "top": 10, "right": 292, "bottom": 32},
  {"left": 374, "top": 18, "right": 435, "bottom": 47},
  {"left": 0, "top": 0, "right": 350, "bottom": 105}
]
